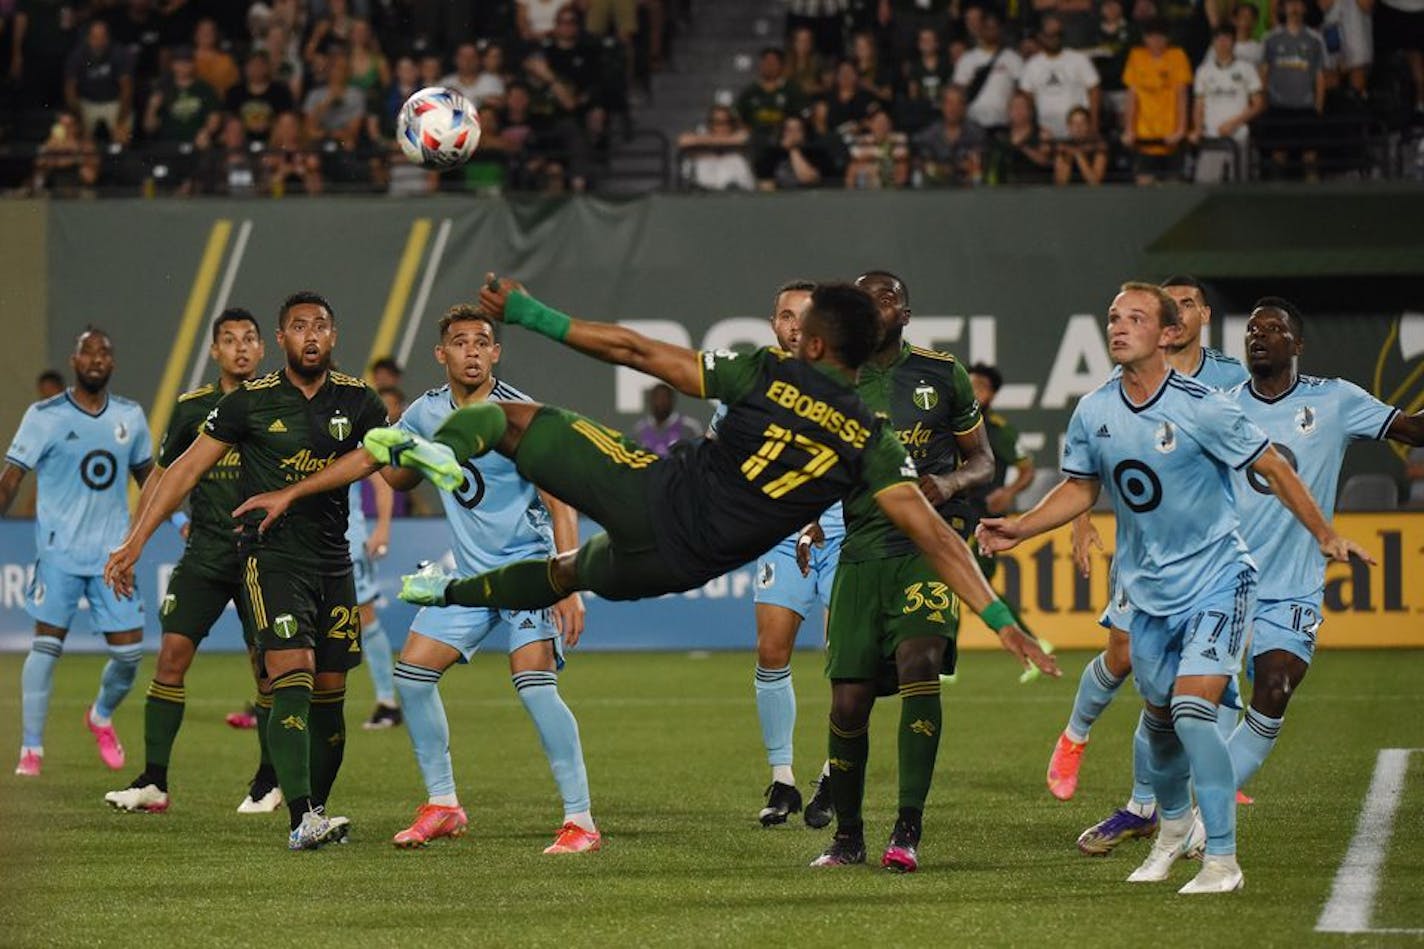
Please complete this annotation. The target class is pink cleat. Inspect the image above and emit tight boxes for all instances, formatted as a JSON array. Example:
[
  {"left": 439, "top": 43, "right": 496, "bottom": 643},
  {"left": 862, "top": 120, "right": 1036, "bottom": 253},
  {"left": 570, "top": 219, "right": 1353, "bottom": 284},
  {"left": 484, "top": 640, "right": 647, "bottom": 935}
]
[
  {"left": 543, "top": 822, "right": 602, "bottom": 854},
  {"left": 226, "top": 708, "right": 258, "bottom": 730},
  {"left": 392, "top": 803, "right": 468, "bottom": 848},
  {"left": 1047, "top": 732, "right": 1087, "bottom": 801},
  {"left": 14, "top": 750, "right": 42, "bottom": 777},
  {"left": 85, "top": 706, "right": 126, "bottom": 771}
]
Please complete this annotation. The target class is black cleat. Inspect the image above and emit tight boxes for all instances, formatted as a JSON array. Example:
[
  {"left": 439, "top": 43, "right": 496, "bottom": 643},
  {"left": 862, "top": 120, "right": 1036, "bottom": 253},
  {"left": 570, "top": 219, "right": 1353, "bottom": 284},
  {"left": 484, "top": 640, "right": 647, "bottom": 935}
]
[
  {"left": 810, "top": 830, "right": 867, "bottom": 867},
  {"left": 804, "top": 773, "right": 834, "bottom": 829},
  {"left": 759, "top": 781, "right": 803, "bottom": 826},
  {"left": 362, "top": 703, "right": 403, "bottom": 731},
  {"left": 881, "top": 812, "right": 923, "bottom": 873}
]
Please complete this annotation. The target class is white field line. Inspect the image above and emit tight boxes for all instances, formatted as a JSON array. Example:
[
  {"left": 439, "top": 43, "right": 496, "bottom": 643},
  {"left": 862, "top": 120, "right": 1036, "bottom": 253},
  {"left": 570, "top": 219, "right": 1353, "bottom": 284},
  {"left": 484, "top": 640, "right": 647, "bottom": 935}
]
[{"left": 1315, "top": 748, "right": 1416, "bottom": 933}]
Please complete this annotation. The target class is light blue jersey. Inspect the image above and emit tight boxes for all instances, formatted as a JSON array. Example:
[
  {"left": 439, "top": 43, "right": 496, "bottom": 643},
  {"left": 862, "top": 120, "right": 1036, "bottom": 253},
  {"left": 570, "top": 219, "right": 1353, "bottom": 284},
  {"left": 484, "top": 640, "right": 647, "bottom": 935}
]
[
  {"left": 346, "top": 481, "right": 368, "bottom": 548},
  {"left": 1231, "top": 375, "right": 1398, "bottom": 603},
  {"left": 5, "top": 392, "right": 153, "bottom": 575},
  {"left": 346, "top": 481, "right": 381, "bottom": 605},
  {"left": 397, "top": 382, "right": 555, "bottom": 573},
  {"left": 1185, "top": 347, "right": 1249, "bottom": 390},
  {"left": 1063, "top": 370, "right": 1267, "bottom": 616}
]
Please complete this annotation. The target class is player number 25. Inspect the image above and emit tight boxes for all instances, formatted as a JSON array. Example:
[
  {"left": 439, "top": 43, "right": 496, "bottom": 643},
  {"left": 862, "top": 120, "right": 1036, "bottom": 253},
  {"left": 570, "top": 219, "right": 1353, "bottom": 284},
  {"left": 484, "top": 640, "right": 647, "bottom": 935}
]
[{"left": 740, "top": 423, "right": 838, "bottom": 499}]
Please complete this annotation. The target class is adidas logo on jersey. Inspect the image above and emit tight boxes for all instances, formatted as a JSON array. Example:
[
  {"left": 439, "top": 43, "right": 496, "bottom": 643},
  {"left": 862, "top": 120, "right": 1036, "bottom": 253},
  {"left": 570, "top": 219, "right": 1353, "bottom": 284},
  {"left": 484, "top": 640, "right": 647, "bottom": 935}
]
[
  {"left": 1096, "top": 425, "right": 1111, "bottom": 438},
  {"left": 1201, "top": 647, "right": 1219, "bottom": 661},
  {"left": 65, "top": 431, "right": 79, "bottom": 441},
  {"left": 268, "top": 419, "right": 288, "bottom": 433}
]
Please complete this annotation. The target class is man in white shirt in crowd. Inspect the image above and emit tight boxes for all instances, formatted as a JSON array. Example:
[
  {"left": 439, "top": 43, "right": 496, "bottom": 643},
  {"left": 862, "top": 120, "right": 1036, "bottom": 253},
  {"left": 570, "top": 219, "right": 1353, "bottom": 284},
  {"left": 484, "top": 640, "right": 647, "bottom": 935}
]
[
  {"left": 1019, "top": 15, "right": 1101, "bottom": 140},
  {"left": 1191, "top": 25, "right": 1265, "bottom": 181},
  {"left": 953, "top": 11, "right": 1024, "bottom": 130}
]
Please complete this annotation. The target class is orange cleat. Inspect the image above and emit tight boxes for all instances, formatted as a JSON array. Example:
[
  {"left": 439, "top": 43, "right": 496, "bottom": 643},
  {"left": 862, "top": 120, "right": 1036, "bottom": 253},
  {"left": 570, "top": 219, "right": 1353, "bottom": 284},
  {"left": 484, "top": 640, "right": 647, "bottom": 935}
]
[
  {"left": 543, "top": 822, "right": 602, "bottom": 854},
  {"left": 392, "top": 803, "right": 468, "bottom": 848},
  {"left": 1047, "top": 732, "right": 1088, "bottom": 801},
  {"left": 1236, "top": 790, "right": 1255, "bottom": 806}
]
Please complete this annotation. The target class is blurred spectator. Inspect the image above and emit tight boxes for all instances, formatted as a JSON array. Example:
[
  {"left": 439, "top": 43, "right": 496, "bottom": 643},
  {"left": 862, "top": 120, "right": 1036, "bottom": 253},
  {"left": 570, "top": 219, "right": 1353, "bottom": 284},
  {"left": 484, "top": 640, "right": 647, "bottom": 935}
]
[
  {"left": 785, "top": 25, "right": 827, "bottom": 96},
  {"left": 900, "top": 27, "right": 952, "bottom": 130},
  {"left": 738, "top": 47, "right": 806, "bottom": 170},
  {"left": 1019, "top": 15, "right": 1101, "bottom": 140},
  {"left": 193, "top": 18, "right": 239, "bottom": 98},
  {"left": 585, "top": 0, "right": 637, "bottom": 48},
  {"left": 30, "top": 111, "right": 100, "bottom": 196},
  {"left": 1054, "top": 0, "right": 1101, "bottom": 49},
  {"left": 104, "top": 0, "right": 165, "bottom": 88},
  {"left": 1257, "top": 0, "right": 1326, "bottom": 178},
  {"left": 1122, "top": 19, "right": 1191, "bottom": 184},
  {"left": 517, "top": 0, "right": 564, "bottom": 42},
  {"left": 1318, "top": 0, "right": 1373, "bottom": 97},
  {"left": 370, "top": 357, "right": 403, "bottom": 390},
  {"left": 347, "top": 19, "right": 390, "bottom": 96},
  {"left": 1231, "top": 3, "right": 1265, "bottom": 65},
  {"left": 1086, "top": 0, "right": 1134, "bottom": 126},
  {"left": 382, "top": 55, "right": 420, "bottom": 133},
  {"left": 761, "top": 114, "right": 833, "bottom": 189},
  {"left": 442, "top": 41, "right": 483, "bottom": 102},
  {"left": 805, "top": 97, "right": 850, "bottom": 174},
  {"left": 1191, "top": 24, "right": 1263, "bottom": 181},
  {"left": 846, "top": 108, "right": 909, "bottom": 187},
  {"left": 12, "top": 0, "right": 78, "bottom": 112},
  {"left": 953, "top": 12, "right": 1024, "bottom": 130},
  {"left": 303, "top": 46, "right": 366, "bottom": 150},
  {"left": 36, "top": 370, "right": 65, "bottom": 399},
  {"left": 542, "top": 9, "right": 603, "bottom": 111},
  {"left": 259, "top": 23, "right": 305, "bottom": 99},
  {"left": 262, "top": 110, "right": 323, "bottom": 194},
  {"left": 64, "top": 20, "right": 133, "bottom": 143},
  {"left": 1376, "top": 0, "right": 1424, "bottom": 114},
  {"left": 199, "top": 115, "right": 262, "bottom": 195},
  {"left": 144, "top": 46, "right": 221, "bottom": 146},
  {"left": 521, "top": 49, "right": 598, "bottom": 189},
  {"left": 850, "top": 29, "right": 895, "bottom": 102},
  {"left": 469, "top": 43, "right": 510, "bottom": 105},
  {"left": 786, "top": 0, "right": 851, "bottom": 58},
  {"left": 994, "top": 90, "right": 1054, "bottom": 182},
  {"left": 913, "top": 85, "right": 987, "bottom": 185},
  {"left": 419, "top": 53, "right": 444, "bottom": 88},
  {"left": 633, "top": 384, "right": 702, "bottom": 457},
  {"left": 304, "top": 0, "right": 356, "bottom": 63},
  {"left": 678, "top": 103, "right": 754, "bottom": 190},
  {"left": 227, "top": 51, "right": 294, "bottom": 143},
  {"left": 886, "top": 0, "right": 956, "bottom": 60},
  {"left": 1053, "top": 104, "right": 1109, "bottom": 182},
  {"left": 824, "top": 58, "right": 878, "bottom": 133}
]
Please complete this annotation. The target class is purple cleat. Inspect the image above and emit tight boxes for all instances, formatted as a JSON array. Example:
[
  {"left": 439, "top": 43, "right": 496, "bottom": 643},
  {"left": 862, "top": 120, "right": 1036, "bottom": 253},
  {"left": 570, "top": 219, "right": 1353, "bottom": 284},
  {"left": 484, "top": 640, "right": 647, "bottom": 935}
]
[{"left": 1077, "top": 808, "right": 1159, "bottom": 856}]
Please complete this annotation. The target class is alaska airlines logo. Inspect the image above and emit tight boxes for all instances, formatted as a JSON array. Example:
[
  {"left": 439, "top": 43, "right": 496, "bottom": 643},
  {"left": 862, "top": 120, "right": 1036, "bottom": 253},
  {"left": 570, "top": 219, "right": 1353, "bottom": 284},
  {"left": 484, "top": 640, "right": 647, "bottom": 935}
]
[
  {"left": 898, "top": 422, "right": 934, "bottom": 448},
  {"left": 216, "top": 448, "right": 241, "bottom": 468},
  {"left": 279, "top": 449, "right": 337, "bottom": 473}
]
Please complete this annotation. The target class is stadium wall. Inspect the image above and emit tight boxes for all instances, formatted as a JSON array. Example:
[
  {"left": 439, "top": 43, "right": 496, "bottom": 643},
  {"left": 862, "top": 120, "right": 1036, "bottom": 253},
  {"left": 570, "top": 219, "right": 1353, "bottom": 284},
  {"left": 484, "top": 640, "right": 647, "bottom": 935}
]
[{"left": 0, "top": 513, "right": 1418, "bottom": 652}]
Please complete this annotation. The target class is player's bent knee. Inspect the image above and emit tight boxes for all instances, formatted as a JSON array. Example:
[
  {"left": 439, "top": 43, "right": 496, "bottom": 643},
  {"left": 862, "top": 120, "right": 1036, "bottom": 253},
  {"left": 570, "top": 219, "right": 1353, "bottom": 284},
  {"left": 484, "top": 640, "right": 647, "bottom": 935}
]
[
  {"left": 509, "top": 638, "right": 557, "bottom": 675},
  {"left": 103, "top": 628, "right": 143, "bottom": 647},
  {"left": 35, "top": 622, "right": 69, "bottom": 642},
  {"left": 313, "top": 671, "right": 347, "bottom": 692}
]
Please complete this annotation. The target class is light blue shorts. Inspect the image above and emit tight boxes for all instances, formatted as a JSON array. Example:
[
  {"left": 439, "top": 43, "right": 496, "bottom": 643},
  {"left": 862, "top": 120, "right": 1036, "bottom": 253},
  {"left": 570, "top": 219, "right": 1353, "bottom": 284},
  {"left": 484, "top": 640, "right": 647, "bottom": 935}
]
[
  {"left": 26, "top": 559, "right": 144, "bottom": 633},
  {"left": 410, "top": 603, "right": 562, "bottom": 666},
  {"left": 1128, "top": 564, "right": 1257, "bottom": 708},
  {"left": 352, "top": 549, "right": 380, "bottom": 606},
  {"left": 753, "top": 532, "right": 842, "bottom": 618},
  {"left": 1250, "top": 597, "right": 1321, "bottom": 665}
]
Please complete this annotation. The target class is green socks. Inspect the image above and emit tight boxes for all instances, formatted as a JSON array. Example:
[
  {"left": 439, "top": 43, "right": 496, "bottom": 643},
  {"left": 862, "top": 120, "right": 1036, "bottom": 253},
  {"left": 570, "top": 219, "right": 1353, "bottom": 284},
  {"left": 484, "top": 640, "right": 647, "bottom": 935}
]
[
  {"left": 897, "top": 680, "right": 943, "bottom": 811},
  {"left": 309, "top": 687, "right": 346, "bottom": 808},
  {"left": 435, "top": 403, "right": 508, "bottom": 460},
  {"left": 828, "top": 718, "right": 870, "bottom": 832},
  {"left": 254, "top": 692, "right": 274, "bottom": 769},
  {"left": 268, "top": 671, "right": 313, "bottom": 806},
  {"left": 446, "top": 559, "right": 567, "bottom": 611},
  {"left": 143, "top": 680, "right": 186, "bottom": 786}
]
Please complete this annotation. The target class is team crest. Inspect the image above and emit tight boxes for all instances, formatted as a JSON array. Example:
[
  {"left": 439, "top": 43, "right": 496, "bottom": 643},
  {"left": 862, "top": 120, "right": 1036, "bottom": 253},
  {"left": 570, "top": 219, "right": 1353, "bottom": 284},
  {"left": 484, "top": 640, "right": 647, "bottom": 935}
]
[
  {"left": 272, "top": 614, "right": 298, "bottom": 639},
  {"left": 328, "top": 413, "right": 352, "bottom": 440},
  {"left": 912, "top": 383, "right": 938, "bottom": 411},
  {"left": 114, "top": 422, "right": 130, "bottom": 444},
  {"left": 160, "top": 593, "right": 176, "bottom": 617},
  {"left": 1296, "top": 405, "right": 1317, "bottom": 435},
  {"left": 1154, "top": 421, "right": 1177, "bottom": 454},
  {"left": 758, "top": 561, "right": 775, "bottom": 589}
]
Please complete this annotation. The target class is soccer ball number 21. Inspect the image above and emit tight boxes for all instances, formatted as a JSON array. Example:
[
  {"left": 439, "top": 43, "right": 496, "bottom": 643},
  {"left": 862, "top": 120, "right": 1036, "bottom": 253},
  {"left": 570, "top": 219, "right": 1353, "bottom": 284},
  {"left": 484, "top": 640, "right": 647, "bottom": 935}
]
[{"left": 397, "top": 87, "right": 482, "bottom": 170}]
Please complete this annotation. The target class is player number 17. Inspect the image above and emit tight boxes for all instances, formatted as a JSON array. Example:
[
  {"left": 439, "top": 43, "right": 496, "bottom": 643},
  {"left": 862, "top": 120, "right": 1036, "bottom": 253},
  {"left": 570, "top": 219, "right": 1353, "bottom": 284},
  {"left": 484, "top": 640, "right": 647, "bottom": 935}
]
[{"left": 740, "top": 423, "right": 838, "bottom": 498}]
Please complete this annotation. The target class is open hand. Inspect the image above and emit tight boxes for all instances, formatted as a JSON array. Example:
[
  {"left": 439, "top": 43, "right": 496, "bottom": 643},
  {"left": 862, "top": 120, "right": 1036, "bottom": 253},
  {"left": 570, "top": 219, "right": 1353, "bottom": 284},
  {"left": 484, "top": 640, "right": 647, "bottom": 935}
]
[
  {"left": 550, "top": 592, "right": 586, "bottom": 648},
  {"left": 1071, "top": 516, "right": 1104, "bottom": 578},
  {"left": 974, "top": 517, "right": 1024, "bottom": 555},
  {"left": 231, "top": 488, "right": 295, "bottom": 534},
  {"left": 997, "top": 625, "right": 1061, "bottom": 678},
  {"left": 1319, "top": 534, "right": 1375, "bottom": 565},
  {"left": 104, "top": 541, "right": 141, "bottom": 599},
  {"left": 795, "top": 522, "right": 825, "bottom": 576}
]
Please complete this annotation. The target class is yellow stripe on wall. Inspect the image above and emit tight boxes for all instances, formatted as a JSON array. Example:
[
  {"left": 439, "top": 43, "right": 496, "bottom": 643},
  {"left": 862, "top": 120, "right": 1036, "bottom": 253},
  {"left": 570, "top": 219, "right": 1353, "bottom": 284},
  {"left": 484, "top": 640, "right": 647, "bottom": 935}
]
[{"left": 367, "top": 219, "right": 432, "bottom": 376}]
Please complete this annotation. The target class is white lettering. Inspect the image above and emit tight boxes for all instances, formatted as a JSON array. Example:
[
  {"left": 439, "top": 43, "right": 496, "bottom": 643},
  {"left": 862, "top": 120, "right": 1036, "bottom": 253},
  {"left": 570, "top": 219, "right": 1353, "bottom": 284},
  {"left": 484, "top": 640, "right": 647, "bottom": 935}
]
[
  {"left": 700, "top": 318, "right": 771, "bottom": 356},
  {"left": 614, "top": 321, "right": 693, "bottom": 413},
  {"left": 1222, "top": 315, "right": 1249, "bottom": 364},
  {"left": 903, "top": 317, "right": 964, "bottom": 351},
  {"left": 1041, "top": 315, "right": 1112, "bottom": 409},
  {"left": 2, "top": 564, "right": 27, "bottom": 609}
]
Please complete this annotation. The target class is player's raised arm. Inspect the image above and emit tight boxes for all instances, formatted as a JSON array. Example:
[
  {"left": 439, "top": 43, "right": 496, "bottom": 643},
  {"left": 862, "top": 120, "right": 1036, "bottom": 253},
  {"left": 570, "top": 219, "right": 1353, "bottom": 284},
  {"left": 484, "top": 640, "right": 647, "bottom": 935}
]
[
  {"left": 1248, "top": 447, "right": 1375, "bottom": 564},
  {"left": 478, "top": 276, "right": 703, "bottom": 398},
  {"left": 976, "top": 476, "right": 1100, "bottom": 555}
]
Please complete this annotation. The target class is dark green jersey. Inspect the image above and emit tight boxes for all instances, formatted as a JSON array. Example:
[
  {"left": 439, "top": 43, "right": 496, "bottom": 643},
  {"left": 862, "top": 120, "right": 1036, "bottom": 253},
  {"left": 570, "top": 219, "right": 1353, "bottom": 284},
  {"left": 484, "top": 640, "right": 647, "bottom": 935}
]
[
  {"left": 968, "top": 411, "right": 1028, "bottom": 518},
  {"left": 650, "top": 347, "right": 915, "bottom": 585},
  {"left": 841, "top": 343, "right": 983, "bottom": 562},
  {"left": 203, "top": 369, "right": 387, "bottom": 574},
  {"left": 159, "top": 383, "right": 246, "bottom": 578}
]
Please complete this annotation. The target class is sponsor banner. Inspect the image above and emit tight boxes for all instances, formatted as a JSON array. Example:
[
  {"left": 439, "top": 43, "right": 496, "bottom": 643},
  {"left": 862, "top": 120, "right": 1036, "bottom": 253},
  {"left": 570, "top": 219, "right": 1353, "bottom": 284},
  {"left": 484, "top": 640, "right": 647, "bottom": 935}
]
[{"left": 0, "top": 513, "right": 1417, "bottom": 653}]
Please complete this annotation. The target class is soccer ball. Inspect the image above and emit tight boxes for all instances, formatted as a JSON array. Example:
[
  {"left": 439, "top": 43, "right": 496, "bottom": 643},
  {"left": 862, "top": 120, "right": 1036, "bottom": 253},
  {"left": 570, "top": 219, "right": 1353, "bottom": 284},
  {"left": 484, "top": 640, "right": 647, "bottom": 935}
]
[{"left": 397, "top": 87, "right": 481, "bottom": 170}]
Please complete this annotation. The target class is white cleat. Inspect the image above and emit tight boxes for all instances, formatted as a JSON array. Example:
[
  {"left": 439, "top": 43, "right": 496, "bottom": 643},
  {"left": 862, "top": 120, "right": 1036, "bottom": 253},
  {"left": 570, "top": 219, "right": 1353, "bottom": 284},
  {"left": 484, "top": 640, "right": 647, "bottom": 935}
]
[
  {"left": 105, "top": 783, "right": 170, "bottom": 813},
  {"left": 1127, "top": 810, "right": 1206, "bottom": 883},
  {"left": 287, "top": 807, "right": 351, "bottom": 850},
  {"left": 237, "top": 786, "right": 284, "bottom": 814},
  {"left": 1179, "top": 854, "right": 1244, "bottom": 894}
]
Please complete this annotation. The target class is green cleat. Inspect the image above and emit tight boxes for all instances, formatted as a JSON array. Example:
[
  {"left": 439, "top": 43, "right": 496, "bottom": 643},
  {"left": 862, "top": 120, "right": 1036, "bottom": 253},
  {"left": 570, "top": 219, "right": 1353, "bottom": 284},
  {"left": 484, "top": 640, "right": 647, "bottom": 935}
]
[
  {"left": 363, "top": 428, "right": 464, "bottom": 491},
  {"left": 1019, "top": 637, "right": 1056, "bottom": 684},
  {"left": 399, "top": 562, "right": 454, "bottom": 607}
]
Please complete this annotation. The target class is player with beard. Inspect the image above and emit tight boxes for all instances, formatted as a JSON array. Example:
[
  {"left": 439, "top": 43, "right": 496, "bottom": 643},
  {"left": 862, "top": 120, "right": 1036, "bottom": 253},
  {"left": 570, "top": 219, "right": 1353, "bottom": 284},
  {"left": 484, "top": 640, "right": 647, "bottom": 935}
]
[
  {"left": 3, "top": 328, "right": 154, "bottom": 777},
  {"left": 105, "top": 292, "right": 388, "bottom": 850}
]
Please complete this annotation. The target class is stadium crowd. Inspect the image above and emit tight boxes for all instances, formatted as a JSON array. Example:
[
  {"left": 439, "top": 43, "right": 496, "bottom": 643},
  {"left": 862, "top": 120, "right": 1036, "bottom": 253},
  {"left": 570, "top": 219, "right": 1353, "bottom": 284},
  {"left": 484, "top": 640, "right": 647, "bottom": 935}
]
[
  {"left": 679, "top": 0, "right": 1424, "bottom": 188},
  {"left": 0, "top": 0, "right": 675, "bottom": 196}
]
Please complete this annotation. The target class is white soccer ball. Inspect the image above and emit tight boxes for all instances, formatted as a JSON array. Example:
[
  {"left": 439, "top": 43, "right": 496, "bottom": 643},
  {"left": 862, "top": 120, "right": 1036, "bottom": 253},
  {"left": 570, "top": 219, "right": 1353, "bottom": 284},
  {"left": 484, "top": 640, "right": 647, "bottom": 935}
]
[{"left": 397, "top": 87, "right": 482, "bottom": 170}]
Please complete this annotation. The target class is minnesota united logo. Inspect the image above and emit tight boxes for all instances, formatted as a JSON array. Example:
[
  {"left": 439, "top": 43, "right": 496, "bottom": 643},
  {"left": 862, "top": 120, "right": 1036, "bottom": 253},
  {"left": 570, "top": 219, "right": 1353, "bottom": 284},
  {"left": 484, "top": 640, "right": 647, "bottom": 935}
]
[
  {"left": 758, "top": 561, "right": 775, "bottom": 589},
  {"left": 1296, "top": 405, "right": 1317, "bottom": 435},
  {"left": 328, "top": 412, "right": 352, "bottom": 440},
  {"left": 114, "top": 422, "right": 130, "bottom": 444},
  {"left": 912, "top": 382, "right": 938, "bottom": 411},
  {"left": 1154, "top": 421, "right": 1177, "bottom": 454}
]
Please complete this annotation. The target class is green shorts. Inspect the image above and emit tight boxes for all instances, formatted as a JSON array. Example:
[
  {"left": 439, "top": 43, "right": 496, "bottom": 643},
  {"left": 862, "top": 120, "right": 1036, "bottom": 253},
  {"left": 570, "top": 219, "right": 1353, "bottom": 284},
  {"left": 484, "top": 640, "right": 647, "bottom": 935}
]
[
  {"left": 160, "top": 558, "right": 256, "bottom": 648},
  {"left": 516, "top": 406, "right": 691, "bottom": 600},
  {"left": 241, "top": 553, "right": 362, "bottom": 675},
  {"left": 826, "top": 553, "right": 961, "bottom": 681}
]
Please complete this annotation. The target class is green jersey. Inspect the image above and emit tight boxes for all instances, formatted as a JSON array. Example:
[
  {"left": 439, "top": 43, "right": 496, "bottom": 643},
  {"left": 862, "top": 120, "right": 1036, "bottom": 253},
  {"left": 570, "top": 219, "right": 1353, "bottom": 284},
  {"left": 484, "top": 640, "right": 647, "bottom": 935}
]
[
  {"left": 203, "top": 368, "right": 387, "bottom": 574},
  {"left": 649, "top": 347, "right": 915, "bottom": 587},
  {"left": 968, "top": 411, "right": 1028, "bottom": 517},
  {"left": 159, "top": 383, "right": 246, "bottom": 579},
  {"left": 841, "top": 343, "right": 983, "bottom": 563}
]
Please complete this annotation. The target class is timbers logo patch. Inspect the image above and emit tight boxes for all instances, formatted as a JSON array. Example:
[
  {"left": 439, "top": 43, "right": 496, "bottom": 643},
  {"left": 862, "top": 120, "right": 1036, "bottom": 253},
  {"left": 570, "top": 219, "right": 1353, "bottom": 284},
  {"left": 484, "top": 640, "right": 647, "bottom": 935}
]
[
  {"left": 160, "top": 593, "right": 177, "bottom": 617},
  {"left": 273, "top": 614, "right": 298, "bottom": 639},
  {"left": 912, "top": 383, "right": 938, "bottom": 411},
  {"left": 328, "top": 412, "right": 352, "bottom": 441}
]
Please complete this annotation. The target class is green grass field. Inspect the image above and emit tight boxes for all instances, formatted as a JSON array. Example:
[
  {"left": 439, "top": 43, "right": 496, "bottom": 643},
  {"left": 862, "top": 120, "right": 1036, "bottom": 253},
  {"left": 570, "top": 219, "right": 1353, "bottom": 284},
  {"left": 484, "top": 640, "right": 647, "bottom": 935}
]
[{"left": 1, "top": 649, "right": 1420, "bottom": 948}]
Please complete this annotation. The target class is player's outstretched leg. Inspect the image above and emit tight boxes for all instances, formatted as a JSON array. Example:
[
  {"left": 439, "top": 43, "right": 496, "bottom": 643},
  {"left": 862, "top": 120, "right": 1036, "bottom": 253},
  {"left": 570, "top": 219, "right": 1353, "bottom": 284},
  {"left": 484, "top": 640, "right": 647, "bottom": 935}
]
[
  {"left": 512, "top": 660, "right": 600, "bottom": 855},
  {"left": 391, "top": 657, "right": 468, "bottom": 848},
  {"left": 87, "top": 635, "right": 143, "bottom": 771},
  {"left": 1049, "top": 644, "right": 1128, "bottom": 801},
  {"left": 1128, "top": 708, "right": 1205, "bottom": 884},
  {"left": 362, "top": 430, "right": 463, "bottom": 491},
  {"left": 401, "top": 556, "right": 577, "bottom": 614},
  {"left": 16, "top": 633, "right": 64, "bottom": 776}
]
